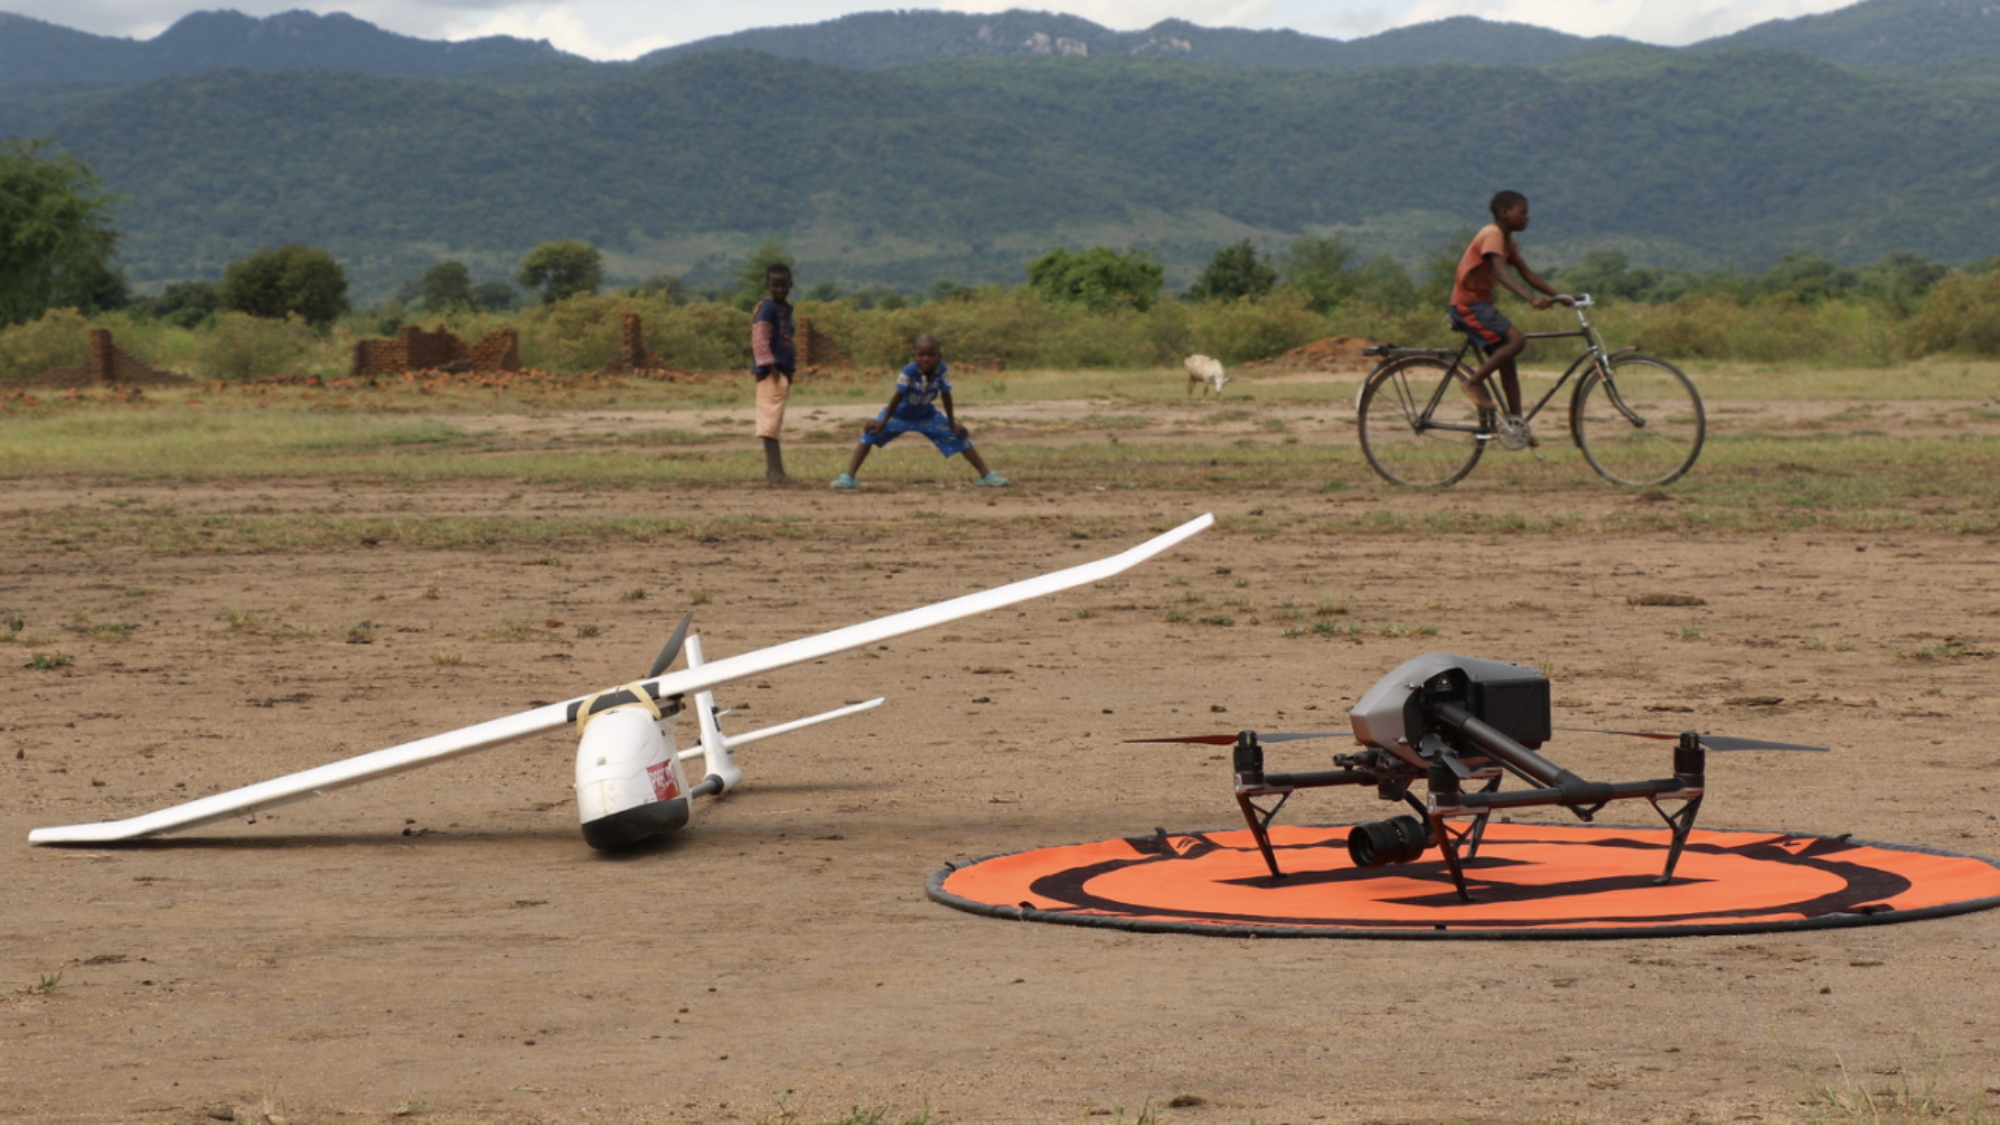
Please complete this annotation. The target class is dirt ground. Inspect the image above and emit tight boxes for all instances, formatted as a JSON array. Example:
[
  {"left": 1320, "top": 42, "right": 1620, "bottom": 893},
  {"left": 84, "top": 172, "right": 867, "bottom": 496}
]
[{"left": 6, "top": 398, "right": 2000, "bottom": 1125}]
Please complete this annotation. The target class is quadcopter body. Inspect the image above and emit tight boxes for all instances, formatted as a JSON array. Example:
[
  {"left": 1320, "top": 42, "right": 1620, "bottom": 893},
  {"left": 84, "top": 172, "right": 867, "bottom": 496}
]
[{"left": 1159, "top": 653, "right": 1824, "bottom": 901}]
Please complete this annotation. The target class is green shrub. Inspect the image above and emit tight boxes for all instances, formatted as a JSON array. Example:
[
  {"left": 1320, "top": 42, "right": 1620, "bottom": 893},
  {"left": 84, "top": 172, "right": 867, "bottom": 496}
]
[
  {"left": 195, "top": 312, "right": 319, "bottom": 380},
  {"left": 0, "top": 307, "right": 91, "bottom": 381},
  {"left": 1904, "top": 270, "right": 2000, "bottom": 357}
]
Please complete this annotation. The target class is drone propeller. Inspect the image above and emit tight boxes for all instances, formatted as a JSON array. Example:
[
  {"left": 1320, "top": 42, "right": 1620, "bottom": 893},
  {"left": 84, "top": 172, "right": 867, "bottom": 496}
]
[
  {"left": 1558, "top": 727, "right": 1829, "bottom": 753},
  {"left": 646, "top": 611, "right": 697, "bottom": 678},
  {"left": 1127, "top": 732, "right": 1339, "bottom": 746}
]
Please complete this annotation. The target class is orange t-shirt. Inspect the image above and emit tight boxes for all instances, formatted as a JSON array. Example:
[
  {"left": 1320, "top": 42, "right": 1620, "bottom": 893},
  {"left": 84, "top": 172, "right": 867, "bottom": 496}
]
[{"left": 1450, "top": 223, "right": 1522, "bottom": 307}]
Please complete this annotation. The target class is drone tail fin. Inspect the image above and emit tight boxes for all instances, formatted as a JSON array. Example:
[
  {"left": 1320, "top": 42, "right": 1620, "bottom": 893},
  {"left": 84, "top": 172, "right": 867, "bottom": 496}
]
[{"left": 675, "top": 634, "right": 884, "bottom": 798}]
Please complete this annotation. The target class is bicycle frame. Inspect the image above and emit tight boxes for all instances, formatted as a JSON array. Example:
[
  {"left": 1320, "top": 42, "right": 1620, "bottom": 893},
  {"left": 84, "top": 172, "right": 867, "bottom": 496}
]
[{"left": 1359, "top": 295, "right": 1623, "bottom": 433}]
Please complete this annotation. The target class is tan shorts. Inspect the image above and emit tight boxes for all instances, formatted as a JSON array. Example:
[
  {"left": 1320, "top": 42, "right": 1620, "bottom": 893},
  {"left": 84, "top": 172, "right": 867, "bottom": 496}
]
[{"left": 754, "top": 373, "right": 792, "bottom": 439}]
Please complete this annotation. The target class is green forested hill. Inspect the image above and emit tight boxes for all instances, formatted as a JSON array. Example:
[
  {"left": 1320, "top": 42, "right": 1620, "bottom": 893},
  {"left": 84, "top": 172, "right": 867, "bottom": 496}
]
[
  {"left": 9, "top": 42, "right": 2000, "bottom": 298},
  {"left": 0, "top": 9, "right": 572, "bottom": 85},
  {"left": 633, "top": 10, "right": 1631, "bottom": 72},
  {"left": 1697, "top": 0, "right": 2000, "bottom": 65}
]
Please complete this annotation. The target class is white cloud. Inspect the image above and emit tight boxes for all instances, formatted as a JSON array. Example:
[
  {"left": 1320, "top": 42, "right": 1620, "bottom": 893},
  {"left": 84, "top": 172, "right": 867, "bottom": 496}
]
[{"left": 438, "top": 3, "right": 678, "bottom": 57}]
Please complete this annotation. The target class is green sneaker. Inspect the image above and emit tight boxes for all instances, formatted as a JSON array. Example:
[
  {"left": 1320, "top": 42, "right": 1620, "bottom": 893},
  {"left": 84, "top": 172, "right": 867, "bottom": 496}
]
[
  {"left": 977, "top": 472, "right": 1010, "bottom": 487},
  {"left": 830, "top": 473, "right": 859, "bottom": 490}
]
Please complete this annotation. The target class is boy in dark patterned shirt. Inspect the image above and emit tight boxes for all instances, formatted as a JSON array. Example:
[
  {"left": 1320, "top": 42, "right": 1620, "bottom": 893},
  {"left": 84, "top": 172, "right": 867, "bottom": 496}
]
[{"left": 750, "top": 263, "right": 798, "bottom": 484}]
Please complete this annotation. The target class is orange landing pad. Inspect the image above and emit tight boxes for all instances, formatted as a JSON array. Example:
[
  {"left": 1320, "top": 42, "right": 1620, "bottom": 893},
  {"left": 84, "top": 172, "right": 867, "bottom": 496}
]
[{"left": 928, "top": 824, "right": 2000, "bottom": 938}]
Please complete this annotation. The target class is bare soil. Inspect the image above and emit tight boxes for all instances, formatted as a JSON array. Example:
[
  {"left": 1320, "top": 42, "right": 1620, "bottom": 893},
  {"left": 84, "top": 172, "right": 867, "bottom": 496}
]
[{"left": 6, "top": 404, "right": 2000, "bottom": 1125}]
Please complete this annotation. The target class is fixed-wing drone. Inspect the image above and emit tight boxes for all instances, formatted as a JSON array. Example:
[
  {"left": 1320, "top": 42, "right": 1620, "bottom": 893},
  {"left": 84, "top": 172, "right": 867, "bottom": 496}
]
[
  {"left": 1137, "top": 652, "right": 1827, "bottom": 901},
  {"left": 29, "top": 514, "right": 1213, "bottom": 852}
]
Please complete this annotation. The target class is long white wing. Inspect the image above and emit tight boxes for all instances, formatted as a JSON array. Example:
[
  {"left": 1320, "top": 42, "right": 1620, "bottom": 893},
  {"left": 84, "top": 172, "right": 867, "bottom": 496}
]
[{"left": 29, "top": 513, "right": 1213, "bottom": 845}]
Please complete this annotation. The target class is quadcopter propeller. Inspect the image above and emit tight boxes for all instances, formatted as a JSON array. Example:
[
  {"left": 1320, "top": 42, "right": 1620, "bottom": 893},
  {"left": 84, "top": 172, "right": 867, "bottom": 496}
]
[
  {"left": 1558, "top": 727, "right": 1828, "bottom": 753},
  {"left": 1127, "top": 732, "right": 1339, "bottom": 746},
  {"left": 646, "top": 611, "right": 697, "bottom": 679}
]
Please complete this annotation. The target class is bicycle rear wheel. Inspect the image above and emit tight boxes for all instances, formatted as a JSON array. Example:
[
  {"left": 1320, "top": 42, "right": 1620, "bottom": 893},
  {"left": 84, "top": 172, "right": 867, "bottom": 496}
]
[
  {"left": 1357, "top": 358, "right": 1485, "bottom": 487},
  {"left": 1571, "top": 355, "right": 1705, "bottom": 487}
]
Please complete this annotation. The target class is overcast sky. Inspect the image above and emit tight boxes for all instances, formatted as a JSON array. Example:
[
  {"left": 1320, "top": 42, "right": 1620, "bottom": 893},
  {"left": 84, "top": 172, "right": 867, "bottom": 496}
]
[{"left": 21, "top": 0, "right": 1864, "bottom": 61}]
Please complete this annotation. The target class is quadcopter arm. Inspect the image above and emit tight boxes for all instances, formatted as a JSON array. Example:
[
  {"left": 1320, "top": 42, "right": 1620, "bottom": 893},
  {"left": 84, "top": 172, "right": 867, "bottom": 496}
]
[{"left": 1430, "top": 701, "right": 1700, "bottom": 816}]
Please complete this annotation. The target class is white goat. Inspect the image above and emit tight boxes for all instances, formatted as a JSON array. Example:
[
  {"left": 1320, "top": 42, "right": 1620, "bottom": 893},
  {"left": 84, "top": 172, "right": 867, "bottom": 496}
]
[{"left": 1185, "top": 354, "right": 1228, "bottom": 396}]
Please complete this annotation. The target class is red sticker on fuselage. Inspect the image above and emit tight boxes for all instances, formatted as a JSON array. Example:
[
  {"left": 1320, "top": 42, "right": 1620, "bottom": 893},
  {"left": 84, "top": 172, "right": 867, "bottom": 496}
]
[{"left": 646, "top": 761, "right": 681, "bottom": 802}]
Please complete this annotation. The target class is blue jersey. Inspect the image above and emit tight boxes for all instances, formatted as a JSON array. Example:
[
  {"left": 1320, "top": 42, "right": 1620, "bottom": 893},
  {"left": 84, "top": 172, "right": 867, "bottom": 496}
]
[{"left": 892, "top": 362, "right": 950, "bottom": 419}]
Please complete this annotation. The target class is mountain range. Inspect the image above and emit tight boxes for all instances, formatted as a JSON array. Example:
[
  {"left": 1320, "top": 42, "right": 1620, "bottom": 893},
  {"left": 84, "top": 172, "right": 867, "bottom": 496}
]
[{"left": 3, "top": 1, "right": 2000, "bottom": 299}]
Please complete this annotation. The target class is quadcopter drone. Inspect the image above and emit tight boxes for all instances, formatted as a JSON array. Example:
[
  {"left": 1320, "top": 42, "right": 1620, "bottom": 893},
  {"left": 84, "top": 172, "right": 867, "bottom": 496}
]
[
  {"left": 1138, "top": 652, "right": 1827, "bottom": 901},
  {"left": 28, "top": 515, "right": 1212, "bottom": 853}
]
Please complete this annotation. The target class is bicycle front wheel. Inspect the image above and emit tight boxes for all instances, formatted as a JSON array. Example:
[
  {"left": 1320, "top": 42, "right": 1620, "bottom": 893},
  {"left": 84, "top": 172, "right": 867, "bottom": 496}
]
[
  {"left": 1571, "top": 355, "right": 1705, "bottom": 487},
  {"left": 1357, "top": 358, "right": 1485, "bottom": 487}
]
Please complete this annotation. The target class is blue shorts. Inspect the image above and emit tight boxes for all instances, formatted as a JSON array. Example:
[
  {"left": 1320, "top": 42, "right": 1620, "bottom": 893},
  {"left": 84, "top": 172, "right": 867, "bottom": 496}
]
[
  {"left": 1448, "top": 302, "right": 1513, "bottom": 349},
  {"left": 859, "top": 409, "right": 972, "bottom": 458}
]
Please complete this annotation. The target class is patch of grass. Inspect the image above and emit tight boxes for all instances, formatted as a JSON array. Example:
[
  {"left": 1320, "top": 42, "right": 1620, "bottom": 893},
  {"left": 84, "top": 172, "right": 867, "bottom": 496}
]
[
  {"left": 1899, "top": 640, "right": 1975, "bottom": 661},
  {"left": 25, "top": 651, "right": 74, "bottom": 669},
  {"left": 1790, "top": 1037, "right": 1998, "bottom": 1125},
  {"left": 346, "top": 620, "right": 378, "bottom": 644},
  {"left": 484, "top": 619, "right": 539, "bottom": 641},
  {"left": 85, "top": 621, "right": 138, "bottom": 640},
  {"left": 1678, "top": 625, "right": 1706, "bottom": 641},
  {"left": 1285, "top": 620, "right": 1357, "bottom": 638},
  {"left": 14, "top": 970, "right": 66, "bottom": 994},
  {"left": 223, "top": 607, "right": 262, "bottom": 631}
]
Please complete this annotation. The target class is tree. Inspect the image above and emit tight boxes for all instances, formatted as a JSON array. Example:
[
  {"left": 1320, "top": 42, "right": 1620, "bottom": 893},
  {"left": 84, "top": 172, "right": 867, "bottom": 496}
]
[
  {"left": 132, "top": 279, "right": 221, "bottom": 328},
  {"left": 1187, "top": 240, "right": 1277, "bottom": 303},
  {"left": 630, "top": 273, "right": 689, "bottom": 305},
  {"left": 1556, "top": 249, "right": 1669, "bottom": 303},
  {"left": 1027, "top": 246, "right": 1163, "bottom": 311},
  {"left": 517, "top": 241, "right": 602, "bottom": 304},
  {"left": 470, "top": 281, "right": 517, "bottom": 312},
  {"left": 1350, "top": 256, "right": 1416, "bottom": 309},
  {"left": 417, "top": 260, "right": 473, "bottom": 312},
  {"left": 0, "top": 139, "right": 123, "bottom": 327},
  {"left": 1757, "top": 251, "right": 1856, "bottom": 303},
  {"left": 1858, "top": 250, "right": 1947, "bottom": 316},
  {"left": 220, "top": 243, "right": 350, "bottom": 328},
  {"left": 1280, "top": 235, "right": 1363, "bottom": 312},
  {"left": 731, "top": 236, "right": 796, "bottom": 311}
]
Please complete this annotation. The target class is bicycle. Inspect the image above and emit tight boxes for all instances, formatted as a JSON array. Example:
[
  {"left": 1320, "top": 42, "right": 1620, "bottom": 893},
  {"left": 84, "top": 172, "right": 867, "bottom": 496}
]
[{"left": 1355, "top": 295, "right": 1705, "bottom": 488}]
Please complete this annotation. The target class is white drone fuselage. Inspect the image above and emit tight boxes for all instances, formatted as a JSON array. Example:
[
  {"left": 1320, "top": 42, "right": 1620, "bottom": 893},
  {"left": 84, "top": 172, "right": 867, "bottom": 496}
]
[{"left": 575, "top": 705, "right": 688, "bottom": 850}]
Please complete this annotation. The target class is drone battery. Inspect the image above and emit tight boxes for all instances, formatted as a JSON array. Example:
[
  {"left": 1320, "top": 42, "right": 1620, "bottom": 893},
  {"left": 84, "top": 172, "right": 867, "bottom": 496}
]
[{"left": 1470, "top": 674, "right": 1552, "bottom": 747}]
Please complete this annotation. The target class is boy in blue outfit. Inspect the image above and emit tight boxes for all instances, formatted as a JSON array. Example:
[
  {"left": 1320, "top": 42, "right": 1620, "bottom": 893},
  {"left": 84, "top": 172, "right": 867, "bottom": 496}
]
[{"left": 832, "top": 335, "right": 1009, "bottom": 489}]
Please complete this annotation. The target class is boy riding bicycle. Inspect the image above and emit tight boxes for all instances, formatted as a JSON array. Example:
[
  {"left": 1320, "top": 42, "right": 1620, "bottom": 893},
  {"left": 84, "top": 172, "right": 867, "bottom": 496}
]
[{"left": 1449, "top": 190, "right": 1573, "bottom": 450}]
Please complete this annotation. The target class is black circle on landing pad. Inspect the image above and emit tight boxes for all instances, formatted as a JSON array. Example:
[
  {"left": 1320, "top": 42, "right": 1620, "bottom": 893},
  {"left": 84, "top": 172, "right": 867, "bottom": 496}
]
[{"left": 927, "top": 823, "right": 2000, "bottom": 939}]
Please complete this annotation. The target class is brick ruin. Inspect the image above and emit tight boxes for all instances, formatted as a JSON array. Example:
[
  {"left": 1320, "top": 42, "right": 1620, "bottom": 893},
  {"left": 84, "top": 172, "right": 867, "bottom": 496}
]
[
  {"left": 33, "top": 329, "right": 191, "bottom": 387},
  {"left": 594, "top": 313, "right": 670, "bottom": 376},
  {"left": 351, "top": 324, "right": 519, "bottom": 379},
  {"left": 796, "top": 315, "right": 852, "bottom": 370}
]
